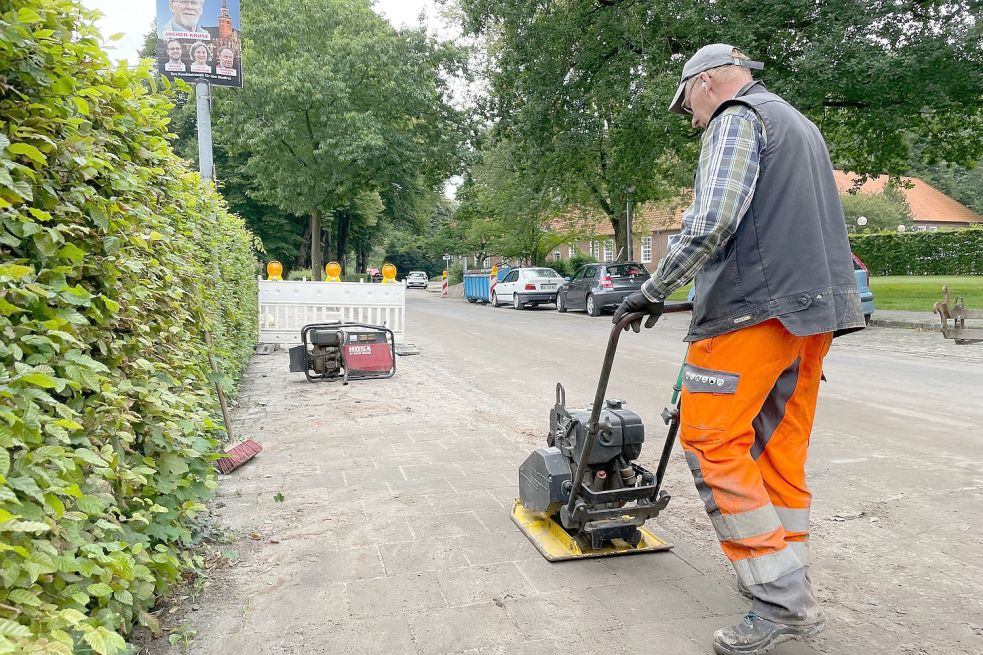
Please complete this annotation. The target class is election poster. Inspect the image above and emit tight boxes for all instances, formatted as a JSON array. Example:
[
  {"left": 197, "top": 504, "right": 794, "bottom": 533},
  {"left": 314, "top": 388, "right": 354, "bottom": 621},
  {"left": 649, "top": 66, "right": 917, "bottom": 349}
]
[{"left": 157, "top": 0, "right": 242, "bottom": 88}]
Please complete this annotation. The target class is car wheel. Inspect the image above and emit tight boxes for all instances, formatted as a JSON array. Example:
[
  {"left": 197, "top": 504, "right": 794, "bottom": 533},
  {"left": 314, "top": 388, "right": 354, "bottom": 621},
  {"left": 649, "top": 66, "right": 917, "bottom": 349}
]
[
  {"left": 513, "top": 293, "right": 523, "bottom": 310},
  {"left": 491, "top": 292, "right": 499, "bottom": 307},
  {"left": 557, "top": 293, "right": 567, "bottom": 313},
  {"left": 586, "top": 294, "right": 601, "bottom": 317},
  {"left": 864, "top": 314, "right": 872, "bottom": 325}
]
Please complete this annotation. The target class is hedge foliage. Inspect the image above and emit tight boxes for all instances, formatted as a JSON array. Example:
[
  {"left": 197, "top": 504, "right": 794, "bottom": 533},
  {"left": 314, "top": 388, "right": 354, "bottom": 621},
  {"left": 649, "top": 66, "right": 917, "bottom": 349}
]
[
  {"left": 849, "top": 228, "right": 983, "bottom": 276},
  {"left": 1, "top": 1, "right": 258, "bottom": 653}
]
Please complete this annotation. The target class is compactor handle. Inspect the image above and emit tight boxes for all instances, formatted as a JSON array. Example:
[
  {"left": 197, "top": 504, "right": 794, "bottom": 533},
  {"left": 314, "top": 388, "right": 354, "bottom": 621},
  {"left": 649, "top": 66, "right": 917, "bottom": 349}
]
[{"left": 565, "top": 302, "right": 693, "bottom": 515}]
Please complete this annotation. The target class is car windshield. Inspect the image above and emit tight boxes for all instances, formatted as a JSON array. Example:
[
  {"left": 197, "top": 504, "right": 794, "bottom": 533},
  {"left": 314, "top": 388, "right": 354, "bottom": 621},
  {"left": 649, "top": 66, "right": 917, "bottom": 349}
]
[
  {"left": 525, "top": 268, "right": 560, "bottom": 278},
  {"left": 408, "top": 272, "right": 426, "bottom": 277},
  {"left": 606, "top": 264, "right": 647, "bottom": 277}
]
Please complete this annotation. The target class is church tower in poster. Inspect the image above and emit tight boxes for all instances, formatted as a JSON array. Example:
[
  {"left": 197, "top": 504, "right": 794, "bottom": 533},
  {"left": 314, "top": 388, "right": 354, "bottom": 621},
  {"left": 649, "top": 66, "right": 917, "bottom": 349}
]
[{"left": 215, "top": 0, "right": 241, "bottom": 53}]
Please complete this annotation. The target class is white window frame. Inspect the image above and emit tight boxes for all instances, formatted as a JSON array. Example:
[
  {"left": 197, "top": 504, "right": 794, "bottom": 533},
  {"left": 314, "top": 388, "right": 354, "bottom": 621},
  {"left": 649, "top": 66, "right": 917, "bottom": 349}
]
[
  {"left": 590, "top": 240, "right": 599, "bottom": 259},
  {"left": 640, "top": 236, "right": 653, "bottom": 263},
  {"left": 553, "top": 248, "right": 561, "bottom": 260},
  {"left": 603, "top": 239, "right": 614, "bottom": 262}
]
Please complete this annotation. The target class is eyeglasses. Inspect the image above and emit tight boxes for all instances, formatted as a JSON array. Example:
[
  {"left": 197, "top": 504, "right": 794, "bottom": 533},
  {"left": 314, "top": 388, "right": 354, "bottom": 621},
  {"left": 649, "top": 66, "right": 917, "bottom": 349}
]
[
  {"left": 681, "top": 77, "right": 699, "bottom": 115},
  {"left": 681, "top": 69, "right": 719, "bottom": 115},
  {"left": 173, "top": 1, "right": 202, "bottom": 6}
]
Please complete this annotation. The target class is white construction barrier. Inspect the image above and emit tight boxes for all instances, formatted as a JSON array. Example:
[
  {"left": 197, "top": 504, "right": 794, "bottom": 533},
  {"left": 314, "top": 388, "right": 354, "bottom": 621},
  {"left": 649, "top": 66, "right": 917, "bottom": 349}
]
[{"left": 258, "top": 280, "right": 406, "bottom": 345}]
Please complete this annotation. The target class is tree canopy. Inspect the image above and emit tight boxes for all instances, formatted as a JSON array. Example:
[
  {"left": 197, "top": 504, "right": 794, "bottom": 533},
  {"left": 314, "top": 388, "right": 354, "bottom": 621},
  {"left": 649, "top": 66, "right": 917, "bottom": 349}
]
[
  {"left": 217, "top": 0, "right": 468, "bottom": 277},
  {"left": 456, "top": 0, "right": 983, "bottom": 259}
]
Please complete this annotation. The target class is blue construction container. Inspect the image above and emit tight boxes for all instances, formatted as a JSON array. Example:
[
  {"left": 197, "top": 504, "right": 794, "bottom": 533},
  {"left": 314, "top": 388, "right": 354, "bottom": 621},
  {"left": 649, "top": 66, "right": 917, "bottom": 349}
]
[{"left": 464, "top": 267, "right": 510, "bottom": 303}]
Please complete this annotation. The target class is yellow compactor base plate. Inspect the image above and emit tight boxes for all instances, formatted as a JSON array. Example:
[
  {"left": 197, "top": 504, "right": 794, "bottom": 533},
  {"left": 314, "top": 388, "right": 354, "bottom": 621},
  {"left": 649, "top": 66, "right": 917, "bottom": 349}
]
[{"left": 511, "top": 499, "right": 673, "bottom": 562}]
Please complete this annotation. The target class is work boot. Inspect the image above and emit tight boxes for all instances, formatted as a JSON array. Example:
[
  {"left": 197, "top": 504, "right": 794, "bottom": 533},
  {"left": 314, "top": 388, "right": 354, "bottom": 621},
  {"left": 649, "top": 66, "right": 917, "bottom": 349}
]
[{"left": 712, "top": 612, "right": 826, "bottom": 655}]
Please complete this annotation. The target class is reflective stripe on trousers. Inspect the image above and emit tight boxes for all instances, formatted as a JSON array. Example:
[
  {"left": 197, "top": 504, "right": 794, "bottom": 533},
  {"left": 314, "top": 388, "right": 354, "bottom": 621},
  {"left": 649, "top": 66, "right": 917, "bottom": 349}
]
[{"left": 680, "top": 319, "right": 831, "bottom": 623}]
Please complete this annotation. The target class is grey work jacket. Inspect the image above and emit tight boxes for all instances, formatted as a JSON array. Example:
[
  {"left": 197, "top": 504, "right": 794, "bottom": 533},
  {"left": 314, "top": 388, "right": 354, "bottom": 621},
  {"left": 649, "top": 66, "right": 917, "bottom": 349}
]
[{"left": 687, "top": 82, "right": 866, "bottom": 342}]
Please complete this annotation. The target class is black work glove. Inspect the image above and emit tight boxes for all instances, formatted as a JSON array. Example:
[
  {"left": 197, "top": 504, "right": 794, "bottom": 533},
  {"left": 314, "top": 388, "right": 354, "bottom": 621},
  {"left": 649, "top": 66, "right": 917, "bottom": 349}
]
[{"left": 612, "top": 292, "right": 664, "bottom": 333}]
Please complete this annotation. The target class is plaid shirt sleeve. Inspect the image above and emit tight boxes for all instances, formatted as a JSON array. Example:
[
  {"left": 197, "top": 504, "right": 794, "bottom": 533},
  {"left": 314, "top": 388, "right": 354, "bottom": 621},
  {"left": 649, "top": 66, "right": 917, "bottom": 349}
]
[{"left": 641, "top": 105, "right": 764, "bottom": 302}]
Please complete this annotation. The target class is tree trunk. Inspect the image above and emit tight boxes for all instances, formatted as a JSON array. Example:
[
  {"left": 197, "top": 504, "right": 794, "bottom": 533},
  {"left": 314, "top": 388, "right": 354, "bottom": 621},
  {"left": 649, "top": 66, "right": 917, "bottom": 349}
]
[
  {"left": 356, "top": 245, "right": 368, "bottom": 273},
  {"left": 311, "top": 209, "right": 323, "bottom": 281},
  {"left": 295, "top": 218, "right": 312, "bottom": 271},
  {"left": 336, "top": 213, "right": 352, "bottom": 274},
  {"left": 323, "top": 215, "right": 333, "bottom": 271},
  {"left": 605, "top": 200, "right": 629, "bottom": 262}
]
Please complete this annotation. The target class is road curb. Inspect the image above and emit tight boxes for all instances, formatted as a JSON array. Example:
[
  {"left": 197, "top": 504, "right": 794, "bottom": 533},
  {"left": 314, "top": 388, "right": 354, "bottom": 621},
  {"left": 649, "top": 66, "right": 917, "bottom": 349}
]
[{"left": 869, "top": 318, "right": 939, "bottom": 331}]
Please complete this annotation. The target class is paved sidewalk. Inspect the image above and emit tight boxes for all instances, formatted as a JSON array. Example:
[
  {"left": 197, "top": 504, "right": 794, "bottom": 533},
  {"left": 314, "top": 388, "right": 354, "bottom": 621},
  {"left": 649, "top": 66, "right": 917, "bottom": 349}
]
[{"left": 166, "top": 350, "right": 825, "bottom": 655}]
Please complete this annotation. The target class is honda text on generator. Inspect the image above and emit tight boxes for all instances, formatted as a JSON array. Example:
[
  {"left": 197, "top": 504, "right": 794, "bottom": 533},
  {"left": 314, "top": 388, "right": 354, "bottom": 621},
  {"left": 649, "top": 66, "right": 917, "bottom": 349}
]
[
  {"left": 288, "top": 322, "right": 396, "bottom": 384},
  {"left": 512, "top": 303, "right": 693, "bottom": 560}
]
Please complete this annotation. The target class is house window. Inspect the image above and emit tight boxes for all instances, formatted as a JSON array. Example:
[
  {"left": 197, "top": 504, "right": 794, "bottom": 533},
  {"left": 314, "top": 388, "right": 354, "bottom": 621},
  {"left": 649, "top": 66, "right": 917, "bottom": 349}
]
[
  {"left": 928, "top": 225, "right": 938, "bottom": 232},
  {"left": 640, "top": 236, "right": 653, "bottom": 263},
  {"left": 568, "top": 242, "right": 577, "bottom": 255},
  {"left": 553, "top": 249, "right": 561, "bottom": 260},
  {"left": 603, "top": 239, "right": 614, "bottom": 262},
  {"left": 590, "top": 240, "right": 599, "bottom": 259}
]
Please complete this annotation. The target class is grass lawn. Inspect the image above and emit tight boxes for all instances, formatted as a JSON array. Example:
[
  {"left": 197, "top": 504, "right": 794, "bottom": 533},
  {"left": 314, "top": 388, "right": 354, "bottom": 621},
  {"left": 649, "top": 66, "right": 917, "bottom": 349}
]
[
  {"left": 870, "top": 275, "right": 983, "bottom": 312},
  {"left": 667, "top": 283, "right": 692, "bottom": 301},
  {"left": 663, "top": 276, "right": 983, "bottom": 312}
]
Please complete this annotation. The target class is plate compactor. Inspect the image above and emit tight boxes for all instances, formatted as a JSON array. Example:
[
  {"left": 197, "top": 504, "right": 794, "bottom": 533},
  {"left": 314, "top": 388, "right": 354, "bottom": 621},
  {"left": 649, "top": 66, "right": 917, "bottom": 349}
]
[
  {"left": 512, "top": 304, "right": 693, "bottom": 561},
  {"left": 288, "top": 322, "right": 395, "bottom": 384}
]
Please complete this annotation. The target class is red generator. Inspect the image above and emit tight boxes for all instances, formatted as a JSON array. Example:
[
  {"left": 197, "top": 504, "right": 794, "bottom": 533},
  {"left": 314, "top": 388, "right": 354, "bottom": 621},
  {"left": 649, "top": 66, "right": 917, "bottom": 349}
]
[{"left": 288, "top": 322, "right": 396, "bottom": 383}]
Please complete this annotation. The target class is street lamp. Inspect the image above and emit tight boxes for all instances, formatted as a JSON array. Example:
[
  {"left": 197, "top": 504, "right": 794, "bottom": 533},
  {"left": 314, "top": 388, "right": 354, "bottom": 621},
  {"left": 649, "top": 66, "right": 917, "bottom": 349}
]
[
  {"left": 857, "top": 216, "right": 867, "bottom": 231},
  {"left": 626, "top": 186, "right": 636, "bottom": 262},
  {"left": 897, "top": 224, "right": 906, "bottom": 233}
]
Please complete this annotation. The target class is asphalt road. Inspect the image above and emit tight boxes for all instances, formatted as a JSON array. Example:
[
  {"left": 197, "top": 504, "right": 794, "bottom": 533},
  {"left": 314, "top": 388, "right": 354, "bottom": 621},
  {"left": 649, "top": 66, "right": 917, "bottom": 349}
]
[{"left": 408, "top": 289, "right": 983, "bottom": 654}]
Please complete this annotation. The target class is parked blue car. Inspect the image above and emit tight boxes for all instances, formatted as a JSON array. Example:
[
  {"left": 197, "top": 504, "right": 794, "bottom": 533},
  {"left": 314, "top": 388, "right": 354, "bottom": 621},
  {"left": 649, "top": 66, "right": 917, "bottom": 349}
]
[
  {"left": 686, "top": 253, "right": 875, "bottom": 324},
  {"left": 852, "top": 254, "right": 875, "bottom": 325}
]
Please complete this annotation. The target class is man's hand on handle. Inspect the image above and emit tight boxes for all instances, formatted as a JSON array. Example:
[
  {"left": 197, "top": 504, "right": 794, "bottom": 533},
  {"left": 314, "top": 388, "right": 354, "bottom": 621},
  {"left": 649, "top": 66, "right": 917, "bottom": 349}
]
[{"left": 612, "top": 292, "right": 665, "bottom": 332}]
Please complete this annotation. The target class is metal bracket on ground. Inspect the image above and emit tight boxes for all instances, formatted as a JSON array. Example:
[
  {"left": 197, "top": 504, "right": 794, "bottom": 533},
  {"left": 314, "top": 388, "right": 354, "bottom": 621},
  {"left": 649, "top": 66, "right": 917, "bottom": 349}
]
[
  {"left": 934, "top": 286, "right": 983, "bottom": 345},
  {"left": 395, "top": 343, "right": 421, "bottom": 356},
  {"left": 255, "top": 343, "right": 280, "bottom": 355}
]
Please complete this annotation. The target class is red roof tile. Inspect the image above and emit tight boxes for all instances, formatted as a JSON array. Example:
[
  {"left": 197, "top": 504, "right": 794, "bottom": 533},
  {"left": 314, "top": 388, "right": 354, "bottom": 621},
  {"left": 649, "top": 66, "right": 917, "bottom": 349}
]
[{"left": 834, "top": 171, "right": 982, "bottom": 225}]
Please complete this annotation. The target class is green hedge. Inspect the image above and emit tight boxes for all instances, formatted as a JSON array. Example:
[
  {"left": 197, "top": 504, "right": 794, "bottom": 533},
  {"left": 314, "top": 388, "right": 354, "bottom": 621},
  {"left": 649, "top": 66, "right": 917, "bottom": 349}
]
[
  {"left": 849, "top": 228, "right": 983, "bottom": 276},
  {"left": 1, "top": 2, "right": 257, "bottom": 653}
]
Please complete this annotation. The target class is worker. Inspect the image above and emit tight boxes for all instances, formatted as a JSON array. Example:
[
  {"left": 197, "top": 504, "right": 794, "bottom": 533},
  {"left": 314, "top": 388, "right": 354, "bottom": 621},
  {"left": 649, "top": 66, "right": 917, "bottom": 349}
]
[{"left": 613, "top": 44, "right": 865, "bottom": 655}]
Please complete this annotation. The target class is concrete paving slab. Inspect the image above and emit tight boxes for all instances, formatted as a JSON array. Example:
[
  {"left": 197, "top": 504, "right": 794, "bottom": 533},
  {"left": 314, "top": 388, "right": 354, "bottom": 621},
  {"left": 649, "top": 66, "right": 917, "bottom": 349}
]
[
  {"left": 346, "top": 571, "right": 447, "bottom": 618},
  {"left": 502, "top": 591, "right": 622, "bottom": 641},
  {"left": 436, "top": 562, "right": 537, "bottom": 606},
  {"left": 590, "top": 581, "right": 706, "bottom": 625},
  {"left": 379, "top": 538, "right": 471, "bottom": 576},
  {"left": 405, "top": 603, "right": 521, "bottom": 655}
]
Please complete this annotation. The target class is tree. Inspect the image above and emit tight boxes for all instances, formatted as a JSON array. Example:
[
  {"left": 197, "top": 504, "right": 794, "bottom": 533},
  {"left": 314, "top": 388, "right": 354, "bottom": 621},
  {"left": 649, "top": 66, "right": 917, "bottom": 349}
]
[
  {"left": 841, "top": 186, "right": 914, "bottom": 233},
  {"left": 218, "top": 0, "right": 467, "bottom": 278},
  {"left": 457, "top": 0, "right": 983, "bottom": 259}
]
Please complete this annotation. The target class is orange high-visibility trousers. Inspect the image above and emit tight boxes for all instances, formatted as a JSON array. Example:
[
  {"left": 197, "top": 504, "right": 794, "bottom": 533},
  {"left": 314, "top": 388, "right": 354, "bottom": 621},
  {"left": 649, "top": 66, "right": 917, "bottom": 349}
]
[{"left": 679, "top": 318, "right": 831, "bottom": 624}]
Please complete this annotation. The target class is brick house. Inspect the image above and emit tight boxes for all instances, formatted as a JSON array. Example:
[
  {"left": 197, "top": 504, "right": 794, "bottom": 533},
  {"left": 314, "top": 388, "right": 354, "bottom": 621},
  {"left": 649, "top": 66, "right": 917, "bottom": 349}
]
[{"left": 547, "top": 201, "right": 688, "bottom": 273}]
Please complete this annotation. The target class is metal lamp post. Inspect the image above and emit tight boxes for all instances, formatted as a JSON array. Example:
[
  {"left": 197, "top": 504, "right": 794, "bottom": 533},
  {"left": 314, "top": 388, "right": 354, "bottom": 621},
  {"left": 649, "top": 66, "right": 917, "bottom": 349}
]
[{"left": 626, "top": 186, "right": 636, "bottom": 262}]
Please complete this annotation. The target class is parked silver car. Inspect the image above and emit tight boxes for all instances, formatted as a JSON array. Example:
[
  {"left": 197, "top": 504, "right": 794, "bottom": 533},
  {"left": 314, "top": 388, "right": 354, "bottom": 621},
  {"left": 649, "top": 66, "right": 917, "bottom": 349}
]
[{"left": 557, "top": 262, "right": 650, "bottom": 317}]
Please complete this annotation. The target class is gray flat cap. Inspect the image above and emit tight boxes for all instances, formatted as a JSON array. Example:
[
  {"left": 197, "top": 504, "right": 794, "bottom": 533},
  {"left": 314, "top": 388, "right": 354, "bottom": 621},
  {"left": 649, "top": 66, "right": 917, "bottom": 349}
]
[{"left": 668, "top": 44, "right": 764, "bottom": 114}]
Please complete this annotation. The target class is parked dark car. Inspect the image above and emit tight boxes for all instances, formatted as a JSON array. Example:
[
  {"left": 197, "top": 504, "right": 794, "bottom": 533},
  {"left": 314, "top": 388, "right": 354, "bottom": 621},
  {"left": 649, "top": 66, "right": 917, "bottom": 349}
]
[{"left": 557, "top": 262, "right": 651, "bottom": 317}]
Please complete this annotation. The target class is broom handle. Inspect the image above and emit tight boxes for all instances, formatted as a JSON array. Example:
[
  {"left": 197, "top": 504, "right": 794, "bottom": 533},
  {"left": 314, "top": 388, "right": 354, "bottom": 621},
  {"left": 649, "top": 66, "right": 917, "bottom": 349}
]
[{"left": 204, "top": 330, "right": 235, "bottom": 442}]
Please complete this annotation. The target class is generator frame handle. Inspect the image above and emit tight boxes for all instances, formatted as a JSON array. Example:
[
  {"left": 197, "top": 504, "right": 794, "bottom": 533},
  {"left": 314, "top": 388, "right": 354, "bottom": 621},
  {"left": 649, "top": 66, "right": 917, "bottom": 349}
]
[{"left": 564, "top": 302, "right": 693, "bottom": 516}]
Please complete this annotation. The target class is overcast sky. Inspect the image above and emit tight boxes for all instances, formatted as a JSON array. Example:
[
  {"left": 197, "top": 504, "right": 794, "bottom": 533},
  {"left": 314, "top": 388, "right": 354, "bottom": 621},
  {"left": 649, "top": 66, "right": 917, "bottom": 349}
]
[{"left": 81, "top": 0, "right": 454, "bottom": 62}]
